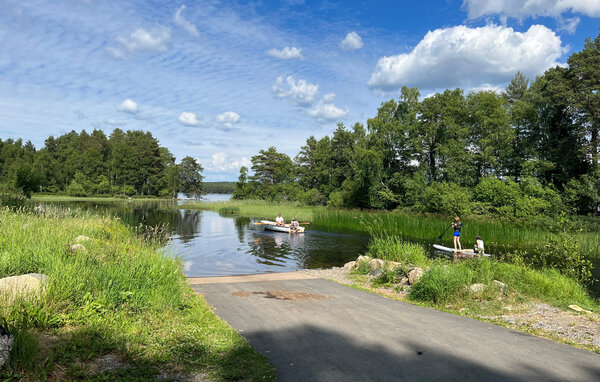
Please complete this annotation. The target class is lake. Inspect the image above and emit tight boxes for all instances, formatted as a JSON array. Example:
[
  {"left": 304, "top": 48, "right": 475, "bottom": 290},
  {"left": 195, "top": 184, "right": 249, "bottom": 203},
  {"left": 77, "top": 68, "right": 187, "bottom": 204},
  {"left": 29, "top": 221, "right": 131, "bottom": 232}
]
[{"left": 48, "top": 199, "right": 368, "bottom": 277}]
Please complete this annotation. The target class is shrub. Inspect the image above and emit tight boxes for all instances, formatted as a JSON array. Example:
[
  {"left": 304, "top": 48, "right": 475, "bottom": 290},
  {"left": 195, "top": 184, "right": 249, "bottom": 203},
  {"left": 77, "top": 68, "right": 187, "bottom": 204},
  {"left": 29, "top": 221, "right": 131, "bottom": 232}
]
[
  {"left": 66, "top": 181, "right": 87, "bottom": 197},
  {"left": 0, "top": 185, "right": 29, "bottom": 209},
  {"left": 120, "top": 185, "right": 136, "bottom": 196},
  {"left": 419, "top": 182, "right": 471, "bottom": 216},
  {"left": 299, "top": 188, "right": 326, "bottom": 206},
  {"left": 327, "top": 191, "right": 344, "bottom": 207}
]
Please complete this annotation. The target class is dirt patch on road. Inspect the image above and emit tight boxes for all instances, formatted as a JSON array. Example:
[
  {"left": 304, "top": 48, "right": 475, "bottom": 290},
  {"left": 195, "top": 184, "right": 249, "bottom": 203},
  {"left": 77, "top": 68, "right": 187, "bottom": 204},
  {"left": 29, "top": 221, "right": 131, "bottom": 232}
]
[{"left": 232, "top": 290, "right": 329, "bottom": 301}]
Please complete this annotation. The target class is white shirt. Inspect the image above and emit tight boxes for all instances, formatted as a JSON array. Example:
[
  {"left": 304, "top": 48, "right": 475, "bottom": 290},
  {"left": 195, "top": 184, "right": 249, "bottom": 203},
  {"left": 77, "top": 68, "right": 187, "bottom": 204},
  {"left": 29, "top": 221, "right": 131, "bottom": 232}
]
[
  {"left": 276, "top": 216, "right": 284, "bottom": 225},
  {"left": 476, "top": 239, "right": 484, "bottom": 251}
]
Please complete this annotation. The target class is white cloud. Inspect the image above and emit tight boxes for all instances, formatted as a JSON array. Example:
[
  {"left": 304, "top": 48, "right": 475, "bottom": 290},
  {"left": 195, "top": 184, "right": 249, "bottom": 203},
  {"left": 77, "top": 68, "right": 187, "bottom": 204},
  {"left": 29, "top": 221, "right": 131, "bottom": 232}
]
[
  {"left": 308, "top": 93, "right": 349, "bottom": 122},
  {"left": 174, "top": 5, "right": 199, "bottom": 37},
  {"left": 557, "top": 17, "right": 581, "bottom": 34},
  {"left": 266, "top": 46, "right": 304, "bottom": 60},
  {"left": 207, "top": 152, "right": 251, "bottom": 172},
  {"left": 463, "top": 0, "right": 600, "bottom": 19},
  {"left": 116, "top": 26, "right": 171, "bottom": 53},
  {"left": 368, "top": 24, "right": 566, "bottom": 91},
  {"left": 178, "top": 112, "right": 201, "bottom": 126},
  {"left": 340, "top": 31, "right": 363, "bottom": 50},
  {"left": 216, "top": 111, "right": 240, "bottom": 127},
  {"left": 116, "top": 99, "right": 139, "bottom": 114},
  {"left": 272, "top": 76, "right": 319, "bottom": 106}
]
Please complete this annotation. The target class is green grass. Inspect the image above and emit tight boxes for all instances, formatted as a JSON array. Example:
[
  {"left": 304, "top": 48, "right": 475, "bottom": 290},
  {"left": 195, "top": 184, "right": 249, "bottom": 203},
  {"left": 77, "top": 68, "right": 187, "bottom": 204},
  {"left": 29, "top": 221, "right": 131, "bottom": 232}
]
[
  {"left": 33, "top": 194, "right": 172, "bottom": 202},
  {"left": 409, "top": 258, "right": 599, "bottom": 312},
  {"left": 0, "top": 208, "right": 275, "bottom": 381},
  {"left": 184, "top": 199, "right": 316, "bottom": 222},
  {"left": 365, "top": 235, "right": 430, "bottom": 268}
]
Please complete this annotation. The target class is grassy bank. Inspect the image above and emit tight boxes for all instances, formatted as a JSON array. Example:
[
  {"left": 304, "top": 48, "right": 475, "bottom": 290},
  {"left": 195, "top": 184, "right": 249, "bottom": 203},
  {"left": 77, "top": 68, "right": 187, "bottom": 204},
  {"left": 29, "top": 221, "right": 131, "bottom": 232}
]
[
  {"left": 33, "top": 194, "right": 175, "bottom": 203},
  {"left": 186, "top": 200, "right": 600, "bottom": 258},
  {"left": 0, "top": 208, "right": 274, "bottom": 381}
]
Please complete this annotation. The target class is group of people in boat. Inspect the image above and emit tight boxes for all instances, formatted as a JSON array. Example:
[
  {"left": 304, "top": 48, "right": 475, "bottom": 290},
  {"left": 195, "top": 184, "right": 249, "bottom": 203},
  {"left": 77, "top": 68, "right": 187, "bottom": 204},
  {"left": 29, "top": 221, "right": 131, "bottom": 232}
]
[
  {"left": 275, "top": 213, "right": 300, "bottom": 232},
  {"left": 451, "top": 216, "right": 484, "bottom": 257}
]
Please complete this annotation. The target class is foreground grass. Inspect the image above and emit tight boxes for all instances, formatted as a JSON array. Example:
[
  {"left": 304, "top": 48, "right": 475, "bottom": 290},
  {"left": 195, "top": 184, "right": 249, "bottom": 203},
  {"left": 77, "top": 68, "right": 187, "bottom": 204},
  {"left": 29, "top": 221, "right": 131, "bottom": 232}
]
[
  {"left": 187, "top": 200, "right": 600, "bottom": 258},
  {"left": 0, "top": 208, "right": 275, "bottom": 381}
]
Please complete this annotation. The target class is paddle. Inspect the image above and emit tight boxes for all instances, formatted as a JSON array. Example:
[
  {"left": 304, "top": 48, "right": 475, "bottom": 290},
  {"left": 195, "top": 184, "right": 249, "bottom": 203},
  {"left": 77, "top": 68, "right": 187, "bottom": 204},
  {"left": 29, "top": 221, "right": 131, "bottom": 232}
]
[
  {"left": 298, "top": 222, "right": 310, "bottom": 225},
  {"left": 436, "top": 225, "right": 452, "bottom": 242}
]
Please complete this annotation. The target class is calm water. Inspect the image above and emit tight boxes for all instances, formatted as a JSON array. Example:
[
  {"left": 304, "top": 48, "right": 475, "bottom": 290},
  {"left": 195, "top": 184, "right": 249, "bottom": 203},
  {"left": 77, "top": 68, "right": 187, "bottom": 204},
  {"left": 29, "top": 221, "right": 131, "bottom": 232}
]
[{"left": 48, "top": 200, "right": 368, "bottom": 277}]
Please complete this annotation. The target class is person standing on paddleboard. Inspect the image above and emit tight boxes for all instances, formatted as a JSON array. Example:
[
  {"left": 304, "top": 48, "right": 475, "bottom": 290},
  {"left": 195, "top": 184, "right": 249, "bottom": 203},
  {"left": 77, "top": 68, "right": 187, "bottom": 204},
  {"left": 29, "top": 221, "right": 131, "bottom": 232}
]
[{"left": 452, "top": 217, "right": 462, "bottom": 252}]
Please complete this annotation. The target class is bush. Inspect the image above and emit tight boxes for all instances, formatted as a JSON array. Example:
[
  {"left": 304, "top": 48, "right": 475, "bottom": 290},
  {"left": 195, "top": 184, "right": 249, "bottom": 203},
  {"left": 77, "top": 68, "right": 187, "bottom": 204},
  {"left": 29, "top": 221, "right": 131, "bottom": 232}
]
[
  {"left": 327, "top": 191, "right": 344, "bottom": 207},
  {"left": 419, "top": 182, "right": 471, "bottom": 216},
  {"left": 66, "top": 181, "right": 87, "bottom": 197},
  {"left": 120, "top": 185, "right": 136, "bottom": 196},
  {"left": 0, "top": 185, "right": 29, "bottom": 209},
  {"left": 298, "top": 188, "right": 326, "bottom": 206}
]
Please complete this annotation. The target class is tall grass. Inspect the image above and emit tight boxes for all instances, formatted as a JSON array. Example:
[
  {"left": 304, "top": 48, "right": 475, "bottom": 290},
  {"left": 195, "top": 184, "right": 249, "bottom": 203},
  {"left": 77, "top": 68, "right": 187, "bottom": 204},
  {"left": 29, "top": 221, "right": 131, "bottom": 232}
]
[
  {"left": 365, "top": 235, "right": 430, "bottom": 268},
  {"left": 184, "top": 199, "right": 316, "bottom": 222},
  {"left": 0, "top": 208, "right": 274, "bottom": 380},
  {"left": 409, "top": 258, "right": 598, "bottom": 310}
]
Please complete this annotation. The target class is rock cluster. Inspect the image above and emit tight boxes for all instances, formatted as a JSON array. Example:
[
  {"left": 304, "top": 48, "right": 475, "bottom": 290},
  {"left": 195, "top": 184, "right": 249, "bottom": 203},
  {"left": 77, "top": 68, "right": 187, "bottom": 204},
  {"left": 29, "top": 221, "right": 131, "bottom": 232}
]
[{"left": 344, "top": 256, "right": 424, "bottom": 286}]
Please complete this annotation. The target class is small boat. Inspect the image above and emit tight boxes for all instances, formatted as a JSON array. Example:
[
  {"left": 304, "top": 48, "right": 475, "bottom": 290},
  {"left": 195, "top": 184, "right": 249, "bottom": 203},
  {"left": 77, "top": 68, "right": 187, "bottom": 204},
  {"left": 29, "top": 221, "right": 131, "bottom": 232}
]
[
  {"left": 260, "top": 220, "right": 305, "bottom": 233},
  {"left": 433, "top": 244, "right": 491, "bottom": 257}
]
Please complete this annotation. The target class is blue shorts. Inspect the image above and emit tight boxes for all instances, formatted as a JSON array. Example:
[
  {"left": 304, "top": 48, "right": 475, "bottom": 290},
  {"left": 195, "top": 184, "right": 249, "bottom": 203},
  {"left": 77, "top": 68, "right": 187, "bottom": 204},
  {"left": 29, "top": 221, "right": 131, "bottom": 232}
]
[{"left": 454, "top": 232, "right": 461, "bottom": 237}]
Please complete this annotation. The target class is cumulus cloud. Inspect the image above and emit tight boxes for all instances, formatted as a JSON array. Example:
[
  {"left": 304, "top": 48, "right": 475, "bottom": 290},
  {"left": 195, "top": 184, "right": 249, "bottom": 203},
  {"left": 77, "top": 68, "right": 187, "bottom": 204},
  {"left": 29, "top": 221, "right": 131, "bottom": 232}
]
[
  {"left": 266, "top": 46, "right": 304, "bottom": 60},
  {"left": 463, "top": 0, "right": 600, "bottom": 19},
  {"left": 207, "top": 152, "right": 251, "bottom": 172},
  {"left": 273, "top": 76, "right": 319, "bottom": 106},
  {"left": 116, "top": 99, "right": 139, "bottom": 114},
  {"left": 340, "top": 31, "right": 363, "bottom": 50},
  {"left": 308, "top": 93, "right": 348, "bottom": 122},
  {"left": 174, "top": 5, "right": 199, "bottom": 37},
  {"left": 108, "top": 26, "right": 171, "bottom": 58},
  {"left": 178, "top": 112, "right": 202, "bottom": 126},
  {"left": 368, "top": 24, "right": 566, "bottom": 92},
  {"left": 216, "top": 111, "right": 240, "bottom": 128}
]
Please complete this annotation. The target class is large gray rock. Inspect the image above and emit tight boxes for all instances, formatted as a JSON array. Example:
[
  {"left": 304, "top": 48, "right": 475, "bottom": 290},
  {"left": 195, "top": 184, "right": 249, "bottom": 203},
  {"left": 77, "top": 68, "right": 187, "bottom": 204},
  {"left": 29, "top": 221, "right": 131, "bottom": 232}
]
[
  {"left": 368, "top": 268, "right": 384, "bottom": 277},
  {"left": 367, "top": 258, "right": 385, "bottom": 270},
  {"left": 408, "top": 267, "right": 424, "bottom": 284},
  {"left": 343, "top": 261, "right": 357, "bottom": 270},
  {"left": 356, "top": 255, "right": 371, "bottom": 264},
  {"left": 0, "top": 273, "right": 49, "bottom": 303},
  {"left": 493, "top": 280, "right": 507, "bottom": 291},
  {"left": 470, "top": 283, "right": 487, "bottom": 294},
  {"left": 69, "top": 243, "right": 87, "bottom": 253},
  {"left": 0, "top": 326, "right": 13, "bottom": 370}
]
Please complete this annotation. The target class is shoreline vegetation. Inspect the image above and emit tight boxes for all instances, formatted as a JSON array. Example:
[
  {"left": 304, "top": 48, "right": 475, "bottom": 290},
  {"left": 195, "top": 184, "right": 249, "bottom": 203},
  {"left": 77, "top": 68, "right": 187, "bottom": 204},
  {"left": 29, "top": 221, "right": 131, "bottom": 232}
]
[
  {"left": 0, "top": 207, "right": 275, "bottom": 381},
  {"left": 184, "top": 199, "right": 600, "bottom": 259}
]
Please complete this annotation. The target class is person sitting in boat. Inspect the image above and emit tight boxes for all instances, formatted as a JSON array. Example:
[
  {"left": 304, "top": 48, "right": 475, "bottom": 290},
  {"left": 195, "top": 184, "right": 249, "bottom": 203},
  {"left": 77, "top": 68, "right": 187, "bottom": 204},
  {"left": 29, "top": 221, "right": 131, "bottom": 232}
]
[
  {"left": 290, "top": 217, "right": 299, "bottom": 232},
  {"left": 474, "top": 235, "right": 484, "bottom": 257},
  {"left": 452, "top": 217, "right": 462, "bottom": 252},
  {"left": 275, "top": 213, "right": 284, "bottom": 226}
]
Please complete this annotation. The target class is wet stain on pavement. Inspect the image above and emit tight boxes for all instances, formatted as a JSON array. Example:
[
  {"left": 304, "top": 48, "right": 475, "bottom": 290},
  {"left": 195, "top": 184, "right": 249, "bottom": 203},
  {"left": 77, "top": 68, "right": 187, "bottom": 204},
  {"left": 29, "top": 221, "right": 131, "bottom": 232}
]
[{"left": 231, "top": 290, "right": 329, "bottom": 301}]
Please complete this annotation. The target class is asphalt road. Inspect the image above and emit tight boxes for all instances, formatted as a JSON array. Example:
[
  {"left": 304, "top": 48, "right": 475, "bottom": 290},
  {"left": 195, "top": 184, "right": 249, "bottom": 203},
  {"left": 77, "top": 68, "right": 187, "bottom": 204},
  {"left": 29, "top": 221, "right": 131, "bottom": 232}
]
[{"left": 189, "top": 273, "right": 600, "bottom": 382}]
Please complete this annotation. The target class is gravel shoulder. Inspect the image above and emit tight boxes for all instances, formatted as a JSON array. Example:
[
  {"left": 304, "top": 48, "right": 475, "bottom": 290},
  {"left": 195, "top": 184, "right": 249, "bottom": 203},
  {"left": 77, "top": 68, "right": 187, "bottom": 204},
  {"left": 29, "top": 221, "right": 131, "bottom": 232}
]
[{"left": 301, "top": 266, "right": 600, "bottom": 353}]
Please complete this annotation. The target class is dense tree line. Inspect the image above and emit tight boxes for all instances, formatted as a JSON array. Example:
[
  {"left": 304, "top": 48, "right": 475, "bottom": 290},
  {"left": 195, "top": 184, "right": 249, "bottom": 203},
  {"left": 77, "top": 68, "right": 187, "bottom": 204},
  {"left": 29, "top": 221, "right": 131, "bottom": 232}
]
[
  {"left": 204, "top": 182, "right": 236, "bottom": 194},
  {"left": 234, "top": 32, "right": 600, "bottom": 218},
  {"left": 0, "top": 129, "right": 204, "bottom": 198}
]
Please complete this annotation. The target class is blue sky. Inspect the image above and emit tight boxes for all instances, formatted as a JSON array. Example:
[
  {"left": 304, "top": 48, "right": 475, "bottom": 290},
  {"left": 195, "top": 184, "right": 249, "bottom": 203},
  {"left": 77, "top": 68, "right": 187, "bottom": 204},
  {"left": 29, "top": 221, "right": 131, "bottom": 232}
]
[{"left": 1, "top": 0, "right": 599, "bottom": 181}]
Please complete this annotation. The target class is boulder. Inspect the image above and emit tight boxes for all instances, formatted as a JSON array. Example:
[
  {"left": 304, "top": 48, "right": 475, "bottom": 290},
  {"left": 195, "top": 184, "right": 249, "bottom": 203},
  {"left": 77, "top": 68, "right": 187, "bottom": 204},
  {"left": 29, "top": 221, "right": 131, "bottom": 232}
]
[
  {"left": 470, "top": 283, "right": 487, "bottom": 294},
  {"left": 69, "top": 243, "right": 87, "bottom": 253},
  {"left": 75, "top": 235, "right": 91, "bottom": 243},
  {"left": 0, "top": 273, "right": 49, "bottom": 304},
  {"left": 368, "top": 268, "right": 383, "bottom": 277},
  {"left": 0, "top": 325, "right": 13, "bottom": 370},
  {"left": 397, "top": 276, "right": 409, "bottom": 285},
  {"left": 343, "top": 261, "right": 357, "bottom": 270},
  {"left": 492, "top": 280, "right": 507, "bottom": 291},
  {"left": 367, "top": 258, "right": 385, "bottom": 270},
  {"left": 356, "top": 255, "right": 371, "bottom": 264},
  {"left": 387, "top": 261, "right": 402, "bottom": 271},
  {"left": 408, "top": 267, "right": 424, "bottom": 284}
]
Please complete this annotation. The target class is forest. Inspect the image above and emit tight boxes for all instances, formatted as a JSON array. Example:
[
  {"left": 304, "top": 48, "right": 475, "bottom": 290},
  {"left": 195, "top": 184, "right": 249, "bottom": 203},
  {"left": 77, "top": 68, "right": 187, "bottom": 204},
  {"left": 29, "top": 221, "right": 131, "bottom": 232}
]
[
  {"left": 234, "top": 32, "right": 600, "bottom": 219},
  {"left": 0, "top": 129, "right": 204, "bottom": 198}
]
